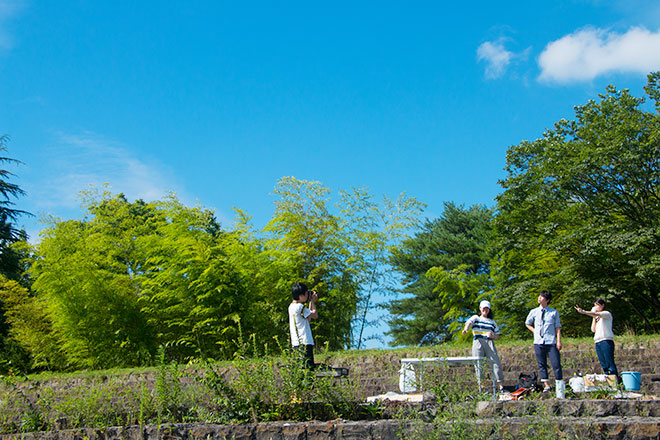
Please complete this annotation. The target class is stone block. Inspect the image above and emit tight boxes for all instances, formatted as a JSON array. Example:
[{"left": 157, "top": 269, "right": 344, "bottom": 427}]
[
  {"left": 558, "top": 400, "right": 584, "bottom": 417},
  {"left": 589, "top": 400, "right": 620, "bottom": 417},
  {"left": 625, "top": 420, "right": 660, "bottom": 439},
  {"left": 370, "top": 420, "right": 405, "bottom": 440},
  {"left": 254, "top": 422, "right": 285, "bottom": 440},
  {"left": 334, "top": 421, "right": 372, "bottom": 440},
  {"left": 281, "top": 423, "right": 306, "bottom": 440},
  {"left": 474, "top": 400, "right": 498, "bottom": 417},
  {"left": 306, "top": 421, "right": 334, "bottom": 440}
]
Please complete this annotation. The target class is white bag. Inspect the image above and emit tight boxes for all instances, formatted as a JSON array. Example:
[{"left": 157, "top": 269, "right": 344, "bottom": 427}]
[{"left": 568, "top": 376, "right": 584, "bottom": 392}]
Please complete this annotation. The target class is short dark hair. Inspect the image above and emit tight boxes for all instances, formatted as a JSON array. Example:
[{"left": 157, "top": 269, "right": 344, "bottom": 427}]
[
  {"left": 292, "top": 282, "right": 308, "bottom": 301},
  {"left": 595, "top": 298, "right": 606, "bottom": 306},
  {"left": 539, "top": 290, "right": 552, "bottom": 302}
]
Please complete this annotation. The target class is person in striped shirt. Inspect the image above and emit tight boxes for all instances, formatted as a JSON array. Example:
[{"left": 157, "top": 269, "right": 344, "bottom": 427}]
[{"left": 462, "top": 300, "right": 505, "bottom": 392}]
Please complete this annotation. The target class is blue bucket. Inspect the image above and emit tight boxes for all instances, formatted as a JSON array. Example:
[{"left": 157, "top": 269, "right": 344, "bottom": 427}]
[{"left": 621, "top": 371, "right": 641, "bottom": 391}]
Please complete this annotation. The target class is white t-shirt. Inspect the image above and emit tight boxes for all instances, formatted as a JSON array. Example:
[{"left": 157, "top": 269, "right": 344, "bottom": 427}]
[
  {"left": 594, "top": 311, "right": 614, "bottom": 343},
  {"left": 289, "top": 302, "right": 314, "bottom": 346}
]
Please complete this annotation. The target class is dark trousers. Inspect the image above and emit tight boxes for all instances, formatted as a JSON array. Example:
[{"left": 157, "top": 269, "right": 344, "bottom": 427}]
[
  {"left": 595, "top": 340, "right": 619, "bottom": 379},
  {"left": 534, "top": 344, "right": 563, "bottom": 381},
  {"left": 293, "top": 344, "right": 315, "bottom": 370}
]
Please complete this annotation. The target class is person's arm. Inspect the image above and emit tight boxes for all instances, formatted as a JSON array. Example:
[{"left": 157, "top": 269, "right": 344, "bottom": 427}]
[
  {"left": 574, "top": 305, "right": 602, "bottom": 319},
  {"left": 525, "top": 310, "right": 535, "bottom": 334},
  {"left": 462, "top": 317, "right": 473, "bottom": 334},
  {"left": 308, "top": 291, "right": 318, "bottom": 320},
  {"left": 489, "top": 321, "right": 501, "bottom": 339},
  {"left": 556, "top": 327, "right": 562, "bottom": 351},
  {"left": 575, "top": 305, "right": 601, "bottom": 332}
]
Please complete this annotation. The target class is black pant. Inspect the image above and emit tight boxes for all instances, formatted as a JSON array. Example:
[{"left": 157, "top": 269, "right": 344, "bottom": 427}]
[
  {"left": 293, "top": 344, "right": 315, "bottom": 370},
  {"left": 534, "top": 343, "right": 563, "bottom": 381}
]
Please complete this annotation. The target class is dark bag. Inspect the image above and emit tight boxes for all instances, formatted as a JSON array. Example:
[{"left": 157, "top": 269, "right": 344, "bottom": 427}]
[{"left": 518, "top": 373, "right": 538, "bottom": 390}]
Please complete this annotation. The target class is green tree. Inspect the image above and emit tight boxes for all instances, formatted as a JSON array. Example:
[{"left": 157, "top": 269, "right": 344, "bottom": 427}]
[
  {"left": 0, "top": 136, "right": 30, "bottom": 245},
  {"left": 263, "top": 177, "right": 424, "bottom": 350},
  {"left": 139, "top": 196, "right": 249, "bottom": 361},
  {"left": 338, "top": 188, "right": 424, "bottom": 348},
  {"left": 0, "top": 275, "right": 63, "bottom": 371},
  {"left": 264, "top": 177, "right": 354, "bottom": 350},
  {"left": 27, "top": 191, "right": 265, "bottom": 368},
  {"left": 387, "top": 203, "right": 493, "bottom": 345},
  {"left": 0, "top": 135, "right": 32, "bottom": 372},
  {"left": 31, "top": 197, "right": 157, "bottom": 369},
  {"left": 221, "top": 209, "right": 291, "bottom": 352},
  {"left": 493, "top": 73, "right": 660, "bottom": 335}
]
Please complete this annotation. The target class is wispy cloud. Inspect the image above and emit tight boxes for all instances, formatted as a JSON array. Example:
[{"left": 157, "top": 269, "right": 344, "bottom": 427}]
[
  {"left": 21, "top": 131, "right": 230, "bottom": 242},
  {"left": 35, "top": 131, "right": 182, "bottom": 210},
  {"left": 477, "top": 39, "right": 513, "bottom": 79},
  {"left": 0, "top": 0, "right": 24, "bottom": 50},
  {"left": 538, "top": 26, "right": 660, "bottom": 83}
]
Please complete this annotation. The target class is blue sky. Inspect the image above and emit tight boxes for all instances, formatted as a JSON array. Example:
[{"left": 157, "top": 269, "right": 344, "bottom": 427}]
[{"left": 2, "top": 1, "right": 660, "bottom": 346}]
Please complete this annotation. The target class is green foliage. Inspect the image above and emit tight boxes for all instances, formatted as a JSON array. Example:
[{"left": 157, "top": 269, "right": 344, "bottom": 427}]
[
  {"left": 493, "top": 73, "right": 660, "bottom": 336},
  {"left": 265, "top": 177, "right": 423, "bottom": 350},
  {"left": 139, "top": 197, "right": 248, "bottom": 361},
  {"left": 0, "top": 136, "right": 33, "bottom": 374},
  {"left": 0, "top": 135, "right": 31, "bottom": 246},
  {"left": 264, "top": 177, "right": 352, "bottom": 350},
  {"left": 4, "top": 176, "right": 421, "bottom": 369},
  {"left": 24, "top": 191, "right": 239, "bottom": 368},
  {"left": 339, "top": 187, "right": 425, "bottom": 348},
  {"left": 426, "top": 266, "right": 494, "bottom": 338},
  {"left": 388, "top": 203, "right": 493, "bottom": 345},
  {"left": 153, "top": 347, "right": 186, "bottom": 422},
  {"left": 0, "top": 275, "right": 62, "bottom": 371},
  {"left": 30, "top": 195, "right": 157, "bottom": 369}
]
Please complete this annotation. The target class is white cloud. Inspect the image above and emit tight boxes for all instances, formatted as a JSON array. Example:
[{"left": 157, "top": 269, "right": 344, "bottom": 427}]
[
  {"left": 538, "top": 26, "right": 660, "bottom": 83},
  {"left": 477, "top": 40, "right": 514, "bottom": 79},
  {"left": 20, "top": 131, "right": 230, "bottom": 243},
  {"left": 36, "top": 131, "right": 181, "bottom": 210}
]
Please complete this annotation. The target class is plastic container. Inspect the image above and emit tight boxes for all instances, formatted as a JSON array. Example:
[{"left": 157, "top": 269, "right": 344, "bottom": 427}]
[
  {"left": 621, "top": 371, "right": 641, "bottom": 391},
  {"left": 555, "top": 379, "right": 566, "bottom": 398}
]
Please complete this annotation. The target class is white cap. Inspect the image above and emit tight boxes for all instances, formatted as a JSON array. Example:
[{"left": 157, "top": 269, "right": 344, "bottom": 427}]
[{"left": 479, "top": 300, "right": 491, "bottom": 310}]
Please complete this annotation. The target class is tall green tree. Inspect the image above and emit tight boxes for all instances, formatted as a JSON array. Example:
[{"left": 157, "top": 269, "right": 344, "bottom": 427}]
[
  {"left": 0, "top": 135, "right": 31, "bottom": 281},
  {"left": 139, "top": 196, "right": 249, "bottom": 361},
  {"left": 387, "top": 203, "right": 493, "bottom": 346},
  {"left": 0, "top": 136, "right": 30, "bottom": 246},
  {"left": 339, "top": 188, "right": 424, "bottom": 348},
  {"left": 493, "top": 73, "right": 660, "bottom": 336},
  {"left": 31, "top": 195, "right": 158, "bottom": 369},
  {"left": 264, "top": 177, "right": 354, "bottom": 350},
  {"left": 221, "top": 208, "right": 291, "bottom": 353},
  {"left": 26, "top": 191, "right": 252, "bottom": 368},
  {"left": 0, "top": 135, "right": 32, "bottom": 372},
  {"left": 264, "top": 177, "right": 424, "bottom": 350},
  {"left": 0, "top": 275, "right": 63, "bottom": 371}
]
